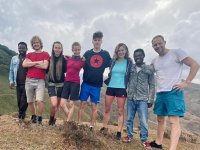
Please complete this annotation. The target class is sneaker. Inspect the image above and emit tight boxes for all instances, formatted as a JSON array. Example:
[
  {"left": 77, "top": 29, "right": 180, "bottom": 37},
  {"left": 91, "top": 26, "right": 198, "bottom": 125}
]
[
  {"left": 100, "top": 127, "right": 108, "bottom": 135},
  {"left": 31, "top": 115, "right": 37, "bottom": 123},
  {"left": 49, "top": 116, "right": 56, "bottom": 126},
  {"left": 150, "top": 140, "right": 163, "bottom": 149},
  {"left": 37, "top": 116, "right": 42, "bottom": 125},
  {"left": 122, "top": 135, "right": 132, "bottom": 143},
  {"left": 142, "top": 141, "right": 152, "bottom": 149},
  {"left": 89, "top": 125, "right": 93, "bottom": 131},
  {"left": 16, "top": 118, "right": 23, "bottom": 123},
  {"left": 115, "top": 132, "right": 121, "bottom": 140}
]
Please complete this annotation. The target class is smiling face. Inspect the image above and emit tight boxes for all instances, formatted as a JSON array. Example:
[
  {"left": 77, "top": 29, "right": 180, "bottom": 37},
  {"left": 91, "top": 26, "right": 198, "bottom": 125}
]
[
  {"left": 117, "top": 46, "right": 126, "bottom": 59},
  {"left": 53, "top": 43, "right": 63, "bottom": 57},
  {"left": 32, "top": 39, "right": 42, "bottom": 51},
  {"left": 18, "top": 44, "right": 27, "bottom": 56},
  {"left": 134, "top": 51, "right": 144, "bottom": 66},
  {"left": 152, "top": 36, "right": 166, "bottom": 56},
  {"left": 72, "top": 45, "right": 81, "bottom": 56}
]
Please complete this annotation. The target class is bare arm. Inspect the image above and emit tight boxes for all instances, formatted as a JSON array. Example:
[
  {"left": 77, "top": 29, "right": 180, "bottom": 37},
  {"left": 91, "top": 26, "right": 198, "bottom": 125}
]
[
  {"left": 22, "top": 58, "right": 40, "bottom": 68},
  {"left": 35, "top": 60, "right": 49, "bottom": 69},
  {"left": 173, "top": 57, "right": 199, "bottom": 90}
]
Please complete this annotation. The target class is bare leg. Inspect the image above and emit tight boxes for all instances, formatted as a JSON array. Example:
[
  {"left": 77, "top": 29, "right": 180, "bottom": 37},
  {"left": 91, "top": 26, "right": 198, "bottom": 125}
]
[
  {"left": 90, "top": 103, "right": 98, "bottom": 127},
  {"left": 37, "top": 101, "right": 43, "bottom": 116},
  {"left": 169, "top": 116, "right": 181, "bottom": 150},
  {"left": 50, "top": 96, "right": 58, "bottom": 117},
  {"left": 78, "top": 101, "right": 87, "bottom": 124},
  {"left": 28, "top": 102, "right": 36, "bottom": 115},
  {"left": 102, "top": 95, "right": 115, "bottom": 128},
  {"left": 67, "top": 100, "right": 75, "bottom": 121},
  {"left": 116, "top": 97, "right": 126, "bottom": 132},
  {"left": 155, "top": 116, "right": 166, "bottom": 144},
  {"left": 60, "top": 98, "right": 69, "bottom": 118}
]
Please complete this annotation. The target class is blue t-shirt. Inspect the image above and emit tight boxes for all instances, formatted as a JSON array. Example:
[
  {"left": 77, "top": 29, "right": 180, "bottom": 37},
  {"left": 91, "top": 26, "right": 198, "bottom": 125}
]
[{"left": 108, "top": 59, "right": 127, "bottom": 88}]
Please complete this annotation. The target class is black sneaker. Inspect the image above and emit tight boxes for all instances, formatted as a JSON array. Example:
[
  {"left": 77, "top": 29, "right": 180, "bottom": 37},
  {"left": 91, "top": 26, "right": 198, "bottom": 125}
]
[
  {"left": 37, "top": 116, "right": 42, "bottom": 125},
  {"left": 100, "top": 127, "right": 108, "bottom": 135},
  {"left": 49, "top": 116, "right": 54, "bottom": 126},
  {"left": 31, "top": 115, "right": 37, "bottom": 123},
  {"left": 150, "top": 140, "right": 163, "bottom": 149},
  {"left": 49, "top": 118, "right": 56, "bottom": 127},
  {"left": 115, "top": 132, "right": 121, "bottom": 140}
]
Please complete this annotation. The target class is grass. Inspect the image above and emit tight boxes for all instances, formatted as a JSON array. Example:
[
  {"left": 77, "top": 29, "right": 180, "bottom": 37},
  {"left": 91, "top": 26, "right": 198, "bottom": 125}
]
[{"left": 0, "top": 71, "right": 91, "bottom": 122}]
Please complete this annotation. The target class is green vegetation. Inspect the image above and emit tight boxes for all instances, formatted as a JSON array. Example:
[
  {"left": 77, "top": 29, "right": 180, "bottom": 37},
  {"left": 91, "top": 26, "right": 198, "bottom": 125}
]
[{"left": 0, "top": 44, "right": 17, "bottom": 76}]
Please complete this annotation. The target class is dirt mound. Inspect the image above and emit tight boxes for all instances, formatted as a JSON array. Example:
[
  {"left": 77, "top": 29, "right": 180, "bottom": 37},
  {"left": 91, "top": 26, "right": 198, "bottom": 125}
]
[
  {"left": 0, "top": 114, "right": 200, "bottom": 150},
  {"left": 63, "top": 121, "right": 107, "bottom": 150}
]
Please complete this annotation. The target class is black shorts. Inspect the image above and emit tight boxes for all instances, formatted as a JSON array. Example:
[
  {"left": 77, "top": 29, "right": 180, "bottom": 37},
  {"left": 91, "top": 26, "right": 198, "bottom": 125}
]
[
  {"left": 106, "top": 87, "right": 127, "bottom": 97},
  {"left": 61, "top": 81, "right": 80, "bottom": 100},
  {"left": 48, "top": 86, "right": 63, "bottom": 98}
]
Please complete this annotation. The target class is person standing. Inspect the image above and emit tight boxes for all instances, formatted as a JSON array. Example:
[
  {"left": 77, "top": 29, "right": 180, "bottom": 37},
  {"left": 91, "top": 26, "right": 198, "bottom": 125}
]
[
  {"left": 9, "top": 42, "right": 28, "bottom": 122},
  {"left": 100, "top": 43, "right": 132, "bottom": 140},
  {"left": 47, "top": 41, "right": 67, "bottom": 126},
  {"left": 122, "top": 49, "right": 155, "bottom": 149},
  {"left": 78, "top": 31, "right": 111, "bottom": 129},
  {"left": 150, "top": 35, "right": 199, "bottom": 150},
  {"left": 60, "top": 42, "right": 85, "bottom": 122},
  {"left": 23, "top": 35, "right": 50, "bottom": 125}
]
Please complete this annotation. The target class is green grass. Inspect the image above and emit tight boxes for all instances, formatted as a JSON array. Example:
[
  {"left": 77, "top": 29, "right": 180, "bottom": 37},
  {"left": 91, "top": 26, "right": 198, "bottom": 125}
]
[
  {"left": 0, "top": 72, "right": 17, "bottom": 114},
  {"left": 0, "top": 72, "right": 91, "bottom": 121}
]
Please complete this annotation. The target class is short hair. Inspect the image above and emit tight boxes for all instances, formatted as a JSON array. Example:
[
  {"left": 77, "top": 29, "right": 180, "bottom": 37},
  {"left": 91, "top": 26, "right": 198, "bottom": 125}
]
[
  {"left": 93, "top": 31, "right": 103, "bottom": 39},
  {"left": 152, "top": 35, "right": 165, "bottom": 43},
  {"left": 18, "top": 42, "right": 27, "bottom": 49},
  {"left": 31, "top": 35, "right": 43, "bottom": 49},
  {"left": 134, "top": 48, "right": 145, "bottom": 57},
  {"left": 72, "top": 42, "right": 81, "bottom": 49}
]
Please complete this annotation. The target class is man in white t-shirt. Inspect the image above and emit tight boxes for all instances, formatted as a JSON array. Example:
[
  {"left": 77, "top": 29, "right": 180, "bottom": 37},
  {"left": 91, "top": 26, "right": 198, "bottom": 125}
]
[{"left": 150, "top": 35, "right": 199, "bottom": 150}]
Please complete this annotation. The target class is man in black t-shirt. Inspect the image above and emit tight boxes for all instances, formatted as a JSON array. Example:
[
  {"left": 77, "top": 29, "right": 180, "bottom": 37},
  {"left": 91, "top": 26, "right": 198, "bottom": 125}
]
[{"left": 78, "top": 31, "right": 111, "bottom": 129}]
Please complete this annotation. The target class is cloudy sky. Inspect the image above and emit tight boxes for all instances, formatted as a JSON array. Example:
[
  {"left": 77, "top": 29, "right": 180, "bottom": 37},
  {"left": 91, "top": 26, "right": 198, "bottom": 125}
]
[{"left": 0, "top": 0, "right": 200, "bottom": 82}]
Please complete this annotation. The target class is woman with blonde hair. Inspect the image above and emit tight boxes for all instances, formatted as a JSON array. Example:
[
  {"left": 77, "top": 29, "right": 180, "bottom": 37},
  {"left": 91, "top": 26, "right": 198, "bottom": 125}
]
[{"left": 100, "top": 43, "right": 132, "bottom": 140}]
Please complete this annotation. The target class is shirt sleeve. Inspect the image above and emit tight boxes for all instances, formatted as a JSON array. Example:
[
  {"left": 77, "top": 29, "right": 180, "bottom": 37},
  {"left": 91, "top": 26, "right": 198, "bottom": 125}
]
[
  {"left": 44, "top": 52, "right": 50, "bottom": 60},
  {"left": 26, "top": 53, "right": 30, "bottom": 59},
  {"left": 173, "top": 49, "right": 189, "bottom": 62},
  {"left": 9, "top": 57, "right": 14, "bottom": 84}
]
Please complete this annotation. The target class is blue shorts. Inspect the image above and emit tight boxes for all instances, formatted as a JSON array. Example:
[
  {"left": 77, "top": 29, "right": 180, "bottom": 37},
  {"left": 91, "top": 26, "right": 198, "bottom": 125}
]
[
  {"left": 154, "top": 89, "right": 185, "bottom": 117},
  {"left": 79, "top": 82, "right": 101, "bottom": 104}
]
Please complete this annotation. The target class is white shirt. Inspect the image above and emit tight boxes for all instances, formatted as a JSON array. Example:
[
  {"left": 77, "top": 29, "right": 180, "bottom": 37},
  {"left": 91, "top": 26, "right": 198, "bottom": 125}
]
[{"left": 152, "top": 49, "right": 188, "bottom": 92}]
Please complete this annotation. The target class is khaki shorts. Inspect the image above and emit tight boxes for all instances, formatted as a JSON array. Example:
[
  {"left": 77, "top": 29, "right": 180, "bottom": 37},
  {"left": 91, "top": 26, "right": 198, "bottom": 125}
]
[{"left": 25, "top": 78, "right": 45, "bottom": 103}]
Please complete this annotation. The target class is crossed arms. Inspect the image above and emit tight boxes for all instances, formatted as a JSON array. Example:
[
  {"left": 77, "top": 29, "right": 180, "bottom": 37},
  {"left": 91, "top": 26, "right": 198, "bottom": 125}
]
[{"left": 22, "top": 58, "right": 49, "bottom": 69}]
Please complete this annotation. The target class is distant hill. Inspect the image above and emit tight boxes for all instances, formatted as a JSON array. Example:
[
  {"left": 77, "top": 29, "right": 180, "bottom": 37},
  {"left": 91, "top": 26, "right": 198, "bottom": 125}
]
[{"left": 0, "top": 44, "right": 17, "bottom": 75}]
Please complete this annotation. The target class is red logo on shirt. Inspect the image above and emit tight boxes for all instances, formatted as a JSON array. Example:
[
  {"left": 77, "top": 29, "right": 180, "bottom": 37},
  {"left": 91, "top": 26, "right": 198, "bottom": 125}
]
[{"left": 90, "top": 55, "right": 103, "bottom": 68}]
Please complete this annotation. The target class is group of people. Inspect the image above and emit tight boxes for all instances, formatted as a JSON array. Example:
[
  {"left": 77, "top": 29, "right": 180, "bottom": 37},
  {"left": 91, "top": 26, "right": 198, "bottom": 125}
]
[{"left": 9, "top": 31, "right": 199, "bottom": 150}]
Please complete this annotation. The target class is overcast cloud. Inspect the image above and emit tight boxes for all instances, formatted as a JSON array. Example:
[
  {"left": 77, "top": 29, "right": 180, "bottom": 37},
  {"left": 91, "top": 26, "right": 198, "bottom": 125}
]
[{"left": 0, "top": 0, "right": 200, "bottom": 82}]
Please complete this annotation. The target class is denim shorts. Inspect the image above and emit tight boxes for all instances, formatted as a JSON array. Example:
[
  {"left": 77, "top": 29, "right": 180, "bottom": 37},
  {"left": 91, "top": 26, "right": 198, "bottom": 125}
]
[
  {"left": 79, "top": 82, "right": 101, "bottom": 104},
  {"left": 153, "top": 89, "right": 185, "bottom": 117}
]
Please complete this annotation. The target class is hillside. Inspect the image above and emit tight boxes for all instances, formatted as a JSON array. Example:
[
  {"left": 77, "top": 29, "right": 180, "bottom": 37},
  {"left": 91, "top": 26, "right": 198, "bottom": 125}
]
[
  {"left": 0, "top": 114, "right": 199, "bottom": 150},
  {"left": 0, "top": 44, "right": 17, "bottom": 75}
]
